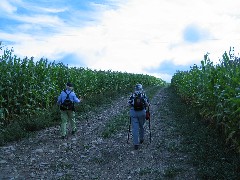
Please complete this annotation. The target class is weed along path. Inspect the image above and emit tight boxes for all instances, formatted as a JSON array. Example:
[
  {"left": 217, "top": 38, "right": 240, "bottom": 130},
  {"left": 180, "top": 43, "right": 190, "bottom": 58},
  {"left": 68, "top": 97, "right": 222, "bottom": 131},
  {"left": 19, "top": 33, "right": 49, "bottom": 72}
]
[{"left": 0, "top": 87, "right": 197, "bottom": 179}]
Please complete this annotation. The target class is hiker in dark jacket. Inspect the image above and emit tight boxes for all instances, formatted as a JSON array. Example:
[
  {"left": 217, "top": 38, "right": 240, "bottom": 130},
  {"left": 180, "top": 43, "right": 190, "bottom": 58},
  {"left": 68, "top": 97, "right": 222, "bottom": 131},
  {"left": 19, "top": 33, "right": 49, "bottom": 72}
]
[
  {"left": 128, "top": 84, "right": 149, "bottom": 150},
  {"left": 57, "top": 82, "right": 81, "bottom": 139}
]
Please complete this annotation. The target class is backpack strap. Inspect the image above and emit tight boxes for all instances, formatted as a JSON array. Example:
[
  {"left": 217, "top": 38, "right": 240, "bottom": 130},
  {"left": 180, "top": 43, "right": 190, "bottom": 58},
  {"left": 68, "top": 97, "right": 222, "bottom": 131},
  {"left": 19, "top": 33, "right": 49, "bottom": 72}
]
[
  {"left": 64, "top": 89, "right": 72, "bottom": 97},
  {"left": 62, "top": 89, "right": 72, "bottom": 103}
]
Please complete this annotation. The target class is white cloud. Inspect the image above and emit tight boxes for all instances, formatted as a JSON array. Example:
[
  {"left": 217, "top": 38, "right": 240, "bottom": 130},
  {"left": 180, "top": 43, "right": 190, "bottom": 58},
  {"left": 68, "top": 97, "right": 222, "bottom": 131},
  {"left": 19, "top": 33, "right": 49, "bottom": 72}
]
[
  {"left": 0, "top": 0, "right": 18, "bottom": 14},
  {"left": 15, "top": 14, "right": 64, "bottom": 26},
  {"left": 1, "top": 0, "right": 240, "bottom": 82}
]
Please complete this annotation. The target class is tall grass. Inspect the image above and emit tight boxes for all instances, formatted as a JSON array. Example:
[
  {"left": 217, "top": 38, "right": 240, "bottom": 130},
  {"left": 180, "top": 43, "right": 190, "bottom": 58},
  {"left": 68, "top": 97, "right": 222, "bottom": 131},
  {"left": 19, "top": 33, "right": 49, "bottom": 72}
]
[
  {"left": 171, "top": 51, "right": 240, "bottom": 152},
  {"left": 0, "top": 45, "right": 166, "bottom": 145}
]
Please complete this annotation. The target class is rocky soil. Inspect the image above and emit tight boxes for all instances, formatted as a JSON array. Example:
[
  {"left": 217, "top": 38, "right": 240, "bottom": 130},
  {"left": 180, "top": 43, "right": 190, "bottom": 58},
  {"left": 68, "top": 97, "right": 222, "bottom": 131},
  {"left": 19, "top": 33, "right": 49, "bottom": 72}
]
[{"left": 0, "top": 87, "right": 196, "bottom": 180}]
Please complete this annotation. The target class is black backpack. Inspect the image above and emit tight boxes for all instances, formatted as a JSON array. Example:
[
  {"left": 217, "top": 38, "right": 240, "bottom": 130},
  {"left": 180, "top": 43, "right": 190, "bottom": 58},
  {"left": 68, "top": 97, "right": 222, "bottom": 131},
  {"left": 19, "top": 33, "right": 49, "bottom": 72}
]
[
  {"left": 60, "top": 90, "right": 74, "bottom": 111},
  {"left": 133, "top": 93, "right": 145, "bottom": 111}
]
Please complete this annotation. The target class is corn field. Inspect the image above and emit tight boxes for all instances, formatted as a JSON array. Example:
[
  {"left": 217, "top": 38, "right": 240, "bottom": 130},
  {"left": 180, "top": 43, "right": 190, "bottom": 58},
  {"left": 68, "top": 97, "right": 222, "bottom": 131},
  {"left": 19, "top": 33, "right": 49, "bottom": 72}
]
[
  {"left": 171, "top": 52, "right": 240, "bottom": 152},
  {"left": 0, "top": 46, "right": 165, "bottom": 127}
]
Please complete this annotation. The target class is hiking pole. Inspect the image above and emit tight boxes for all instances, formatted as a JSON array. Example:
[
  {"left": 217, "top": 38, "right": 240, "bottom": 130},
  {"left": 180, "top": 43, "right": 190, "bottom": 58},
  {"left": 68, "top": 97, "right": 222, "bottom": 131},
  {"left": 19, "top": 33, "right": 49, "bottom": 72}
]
[
  {"left": 127, "top": 117, "right": 131, "bottom": 143},
  {"left": 146, "top": 106, "right": 151, "bottom": 143},
  {"left": 149, "top": 115, "right": 151, "bottom": 143}
]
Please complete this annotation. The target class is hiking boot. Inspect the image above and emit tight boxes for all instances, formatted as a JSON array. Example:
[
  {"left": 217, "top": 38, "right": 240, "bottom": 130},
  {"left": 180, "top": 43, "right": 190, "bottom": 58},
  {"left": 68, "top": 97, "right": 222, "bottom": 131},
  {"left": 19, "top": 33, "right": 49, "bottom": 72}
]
[
  {"left": 140, "top": 140, "right": 144, "bottom": 144},
  {"left": 134, "top": 145, "right": 139, "bottom": 150}
]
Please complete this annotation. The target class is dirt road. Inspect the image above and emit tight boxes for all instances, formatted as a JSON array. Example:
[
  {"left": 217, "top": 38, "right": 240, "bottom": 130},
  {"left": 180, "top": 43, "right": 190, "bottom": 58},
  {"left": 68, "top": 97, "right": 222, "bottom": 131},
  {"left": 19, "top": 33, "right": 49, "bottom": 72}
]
[{"left": 0, "top": 87, "right": 196, "bottom": 179}]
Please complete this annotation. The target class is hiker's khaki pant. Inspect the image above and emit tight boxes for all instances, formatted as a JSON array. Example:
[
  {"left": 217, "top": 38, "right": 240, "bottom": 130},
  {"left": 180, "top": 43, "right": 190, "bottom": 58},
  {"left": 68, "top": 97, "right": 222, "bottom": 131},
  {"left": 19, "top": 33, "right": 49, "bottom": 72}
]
[{"left": 60, "top": 110, "right": 76, "bottom": 136}]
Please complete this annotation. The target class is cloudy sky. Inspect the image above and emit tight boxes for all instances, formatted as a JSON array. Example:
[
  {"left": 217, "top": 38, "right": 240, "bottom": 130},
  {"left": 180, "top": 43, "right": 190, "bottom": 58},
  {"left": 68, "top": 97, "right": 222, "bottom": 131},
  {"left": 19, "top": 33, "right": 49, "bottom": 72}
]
[{"left": 0, "top": 0, "right": 240, "bottom": 82}]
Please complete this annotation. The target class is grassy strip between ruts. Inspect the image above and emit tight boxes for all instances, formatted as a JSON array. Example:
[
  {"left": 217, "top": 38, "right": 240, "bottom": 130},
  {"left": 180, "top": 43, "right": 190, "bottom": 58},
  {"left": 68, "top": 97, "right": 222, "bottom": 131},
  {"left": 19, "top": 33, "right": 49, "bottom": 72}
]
[
  {"left": 166, "top": 86, "right": 240, "bottom": 179},
  {"left": 100, "top": 85, "right": 240, "bottom": 179},
  {"left": 101, "top": 86, "right": 161, "bottom": 139}
]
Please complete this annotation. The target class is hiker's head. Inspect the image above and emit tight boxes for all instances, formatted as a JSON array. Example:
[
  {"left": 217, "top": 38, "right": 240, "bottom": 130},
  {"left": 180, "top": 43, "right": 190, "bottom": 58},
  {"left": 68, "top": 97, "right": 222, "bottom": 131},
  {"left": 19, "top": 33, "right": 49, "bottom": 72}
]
[
  {"left": 135, "top": 84, "right": 143, "bottom": 93},
  {"left": 66, "top": 82, "right": 74, "bottom": 90}
]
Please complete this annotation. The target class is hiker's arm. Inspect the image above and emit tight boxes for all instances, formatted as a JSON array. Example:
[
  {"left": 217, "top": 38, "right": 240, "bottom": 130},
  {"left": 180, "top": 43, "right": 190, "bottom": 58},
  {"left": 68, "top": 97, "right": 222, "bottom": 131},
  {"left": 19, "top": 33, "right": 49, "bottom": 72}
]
[
  {"left": 143, "top": 95, "right": 149, "bottom": 107},
  {"left": 57, "top": 93, "right": 62, "bottom": 105},
  {"left": 128, "top": 94, "right": 134, "bottom": 107},
  {"left": 145, "top": 101, "right": 150, "bottom": 108},
  {"left": 72, "top": 92, "right": 81, "bottom": 103},
  {"left": 144, "top": 94, "right": 150, "bottom": 107}
]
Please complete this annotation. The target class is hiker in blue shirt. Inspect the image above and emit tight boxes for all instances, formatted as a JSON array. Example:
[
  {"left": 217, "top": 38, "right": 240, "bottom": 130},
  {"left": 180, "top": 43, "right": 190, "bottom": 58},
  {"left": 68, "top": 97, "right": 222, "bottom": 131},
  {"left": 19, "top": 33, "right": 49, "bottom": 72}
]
[
  {"left": 128, "top": 84, "right": 149, "bottom": 150},
  {"left": 57, "top": 82, "right": 81, "bottom": 139}
]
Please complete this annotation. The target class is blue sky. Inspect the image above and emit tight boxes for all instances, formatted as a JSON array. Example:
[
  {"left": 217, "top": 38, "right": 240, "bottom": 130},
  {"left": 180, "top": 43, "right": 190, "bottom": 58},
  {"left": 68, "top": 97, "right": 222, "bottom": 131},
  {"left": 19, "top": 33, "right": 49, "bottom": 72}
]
[{"left": 0, "top": 0, "right": 240, "bottom": 82}]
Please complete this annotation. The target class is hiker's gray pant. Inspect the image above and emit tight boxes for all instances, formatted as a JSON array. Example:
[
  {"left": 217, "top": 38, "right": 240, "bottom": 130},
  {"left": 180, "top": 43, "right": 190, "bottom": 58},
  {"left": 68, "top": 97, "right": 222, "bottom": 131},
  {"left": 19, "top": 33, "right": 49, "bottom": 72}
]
[{"left": 130, "top": 108, "right": 146, "bottom": 145}]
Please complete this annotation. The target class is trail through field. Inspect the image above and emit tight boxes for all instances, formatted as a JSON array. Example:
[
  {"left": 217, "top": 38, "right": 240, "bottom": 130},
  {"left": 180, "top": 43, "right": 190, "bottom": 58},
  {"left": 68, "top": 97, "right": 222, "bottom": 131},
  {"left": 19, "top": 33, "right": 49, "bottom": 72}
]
[{"left": 0, "top": 87, "right": 196, "bottom": 179}]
